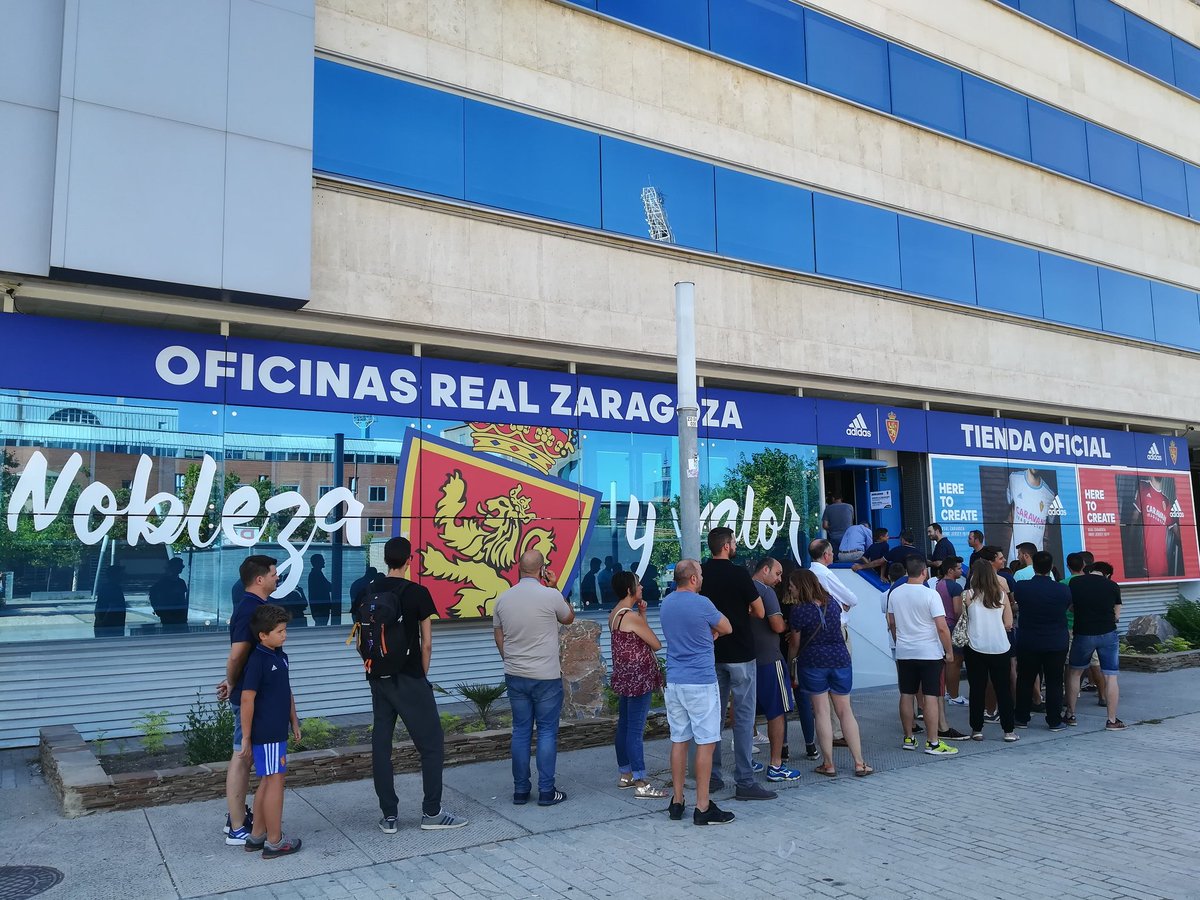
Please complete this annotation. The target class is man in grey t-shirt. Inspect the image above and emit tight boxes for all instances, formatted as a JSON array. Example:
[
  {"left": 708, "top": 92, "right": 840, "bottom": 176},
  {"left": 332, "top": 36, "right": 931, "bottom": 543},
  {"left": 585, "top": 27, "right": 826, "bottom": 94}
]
[
  {"left": 493, "top": 550, "right": 575, "bottom": 806},
  {"left": 750, "top": 558, "right": 800, "bottom": 782},
  {"left": 821, "top": 496, "right": 855, "bottom": 556}
]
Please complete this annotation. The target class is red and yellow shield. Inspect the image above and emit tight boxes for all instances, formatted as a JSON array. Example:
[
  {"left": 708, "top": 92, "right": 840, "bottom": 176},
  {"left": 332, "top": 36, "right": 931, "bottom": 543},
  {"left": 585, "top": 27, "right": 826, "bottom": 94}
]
[
  {"left": 885, "top": 411, "right": 900, "bottom": 444},
  {"left": 394, "top": 426, "right": 598, "bottom": 619},
  {"left": 1169, "top": 440, "right": 1179, "bottom": 466}
]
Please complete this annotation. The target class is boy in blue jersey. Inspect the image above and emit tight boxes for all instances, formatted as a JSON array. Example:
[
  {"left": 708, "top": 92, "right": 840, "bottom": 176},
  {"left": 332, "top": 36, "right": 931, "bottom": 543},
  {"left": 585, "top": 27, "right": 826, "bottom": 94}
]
[{"left": 239, "top": 604, "right": 302, "bottom": 858}]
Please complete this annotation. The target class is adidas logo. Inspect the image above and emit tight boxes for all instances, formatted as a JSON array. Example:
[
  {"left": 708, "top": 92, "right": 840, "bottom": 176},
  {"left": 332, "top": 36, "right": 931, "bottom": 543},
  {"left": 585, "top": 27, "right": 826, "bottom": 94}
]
[
  {"left": 1171, "top": 500, "right": 1184, "bottom": 519},
  {"left": 845, "top": 413, "right": 873, "bottom": 438},
  {"left": 1147, "top": 443, "right": 1162, "bottom": 462},
  {"left": 271, "top": 665, "right": 278, "bottom": 671},
  {"left": 1047, "top": 495, "right": 1066, "bottom": 516}
]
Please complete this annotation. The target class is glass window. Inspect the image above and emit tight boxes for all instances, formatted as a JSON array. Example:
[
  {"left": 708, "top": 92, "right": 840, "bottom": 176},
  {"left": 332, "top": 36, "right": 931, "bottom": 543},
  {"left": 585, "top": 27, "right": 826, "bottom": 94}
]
[
  {"left": 812, "top": 194, "right": 900, "bottom": 289},
  {"left": 714, "top": 167, "right": 814, "bottom": 272},
  {"left": 312, "top": 60, "right": 464, "bottom": 199},
  {"left": 1085, "top": 124, "right": 1141, "bottom": 198},
  {"left": 1074, "top": 0, "right": 1127, "bottom": 60},
  {"left": 1019, "top": 0, "right": 1076, "bottom": 36},
  {"left": 1137, "top": 145, "right": 1188, "bottom": 216},
  {"left": 1125, "top": 13, "right": 1176, "bottom": 84},
  {"left": 1186, "top": 164, "right": 1200, "bottom": 221},
  {"left": 710, "top": 0, "right": 805, "bottom": 84},
  {"left": 1028, "top": 101, "right": 1089, "bottom": 181},
  {"left": 367, "top": 517, "right": 385, "bottom": 533},
  {"left": 368, "top": 485, "right": 387, "bottom": 502},
  {"left": 1173, "top": 36, "right": 1200, "bottom": 98},
  {"left": 897, "top": 216, "right": 976, "bottom": 304},
  {"left": 803, "top": 10, "right": 891, "bottom": 112},
  {"left": 1151, "top": 282, "right": 1200, "bottom": 351},
  {"left": 963, "top": 75, "right": 1030, "bottom": 160},
  {"left": 1098, "top": 269, "right": 1154, "bottom": 340},
  {"left": 596, "top": 0, "right": 709, "bottom": 47},
  {"left": 888, "top": 45, "right": 965, "bottom": 138},
  {"left": 1039, "top": 253, "right": 1101, "bottom": 329},
  {"left": 973, "top": 235, "right": 1043, "bottom": 318},
  {"left": 599, "top": 137, "right": 716, "bottom": 252},
  {"left": 464, "top": 101, "right": 601, "bottom": 227}
]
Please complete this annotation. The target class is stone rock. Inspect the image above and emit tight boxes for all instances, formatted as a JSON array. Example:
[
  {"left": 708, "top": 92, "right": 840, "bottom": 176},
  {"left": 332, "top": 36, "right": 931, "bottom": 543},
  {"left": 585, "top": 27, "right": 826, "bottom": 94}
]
[
  {"left": 1125, "top": 614, "right": 1178, "bottom": 650},
  {"left": 559, "top": 620, "right": 608, "bottom": 719}
]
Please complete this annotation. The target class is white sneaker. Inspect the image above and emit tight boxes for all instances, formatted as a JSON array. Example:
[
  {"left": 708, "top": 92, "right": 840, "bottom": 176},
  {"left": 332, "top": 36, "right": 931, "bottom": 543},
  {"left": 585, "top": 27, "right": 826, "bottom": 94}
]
[
  {"left": 752, "top": 730, "right": 770, "bottom": 745},
  {"left": 947, "top": 696, "right": 967, "bottom": 706}
]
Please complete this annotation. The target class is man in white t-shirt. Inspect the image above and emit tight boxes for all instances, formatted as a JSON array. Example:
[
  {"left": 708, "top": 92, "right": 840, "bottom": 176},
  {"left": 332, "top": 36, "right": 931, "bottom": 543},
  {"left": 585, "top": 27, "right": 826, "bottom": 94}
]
[
  {"left": 886, "top": 556, "right": 958, "bottom": 757},
  {"left": 1006, "top": 469, "right": 1057, "bottom": 561}
]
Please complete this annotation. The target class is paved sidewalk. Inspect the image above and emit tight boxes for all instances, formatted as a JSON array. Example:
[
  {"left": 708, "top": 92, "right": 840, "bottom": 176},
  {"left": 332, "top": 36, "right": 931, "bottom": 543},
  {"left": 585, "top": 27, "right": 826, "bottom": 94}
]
[{"left": 3, "top": 670, "right": 1199, "bottom": 899}]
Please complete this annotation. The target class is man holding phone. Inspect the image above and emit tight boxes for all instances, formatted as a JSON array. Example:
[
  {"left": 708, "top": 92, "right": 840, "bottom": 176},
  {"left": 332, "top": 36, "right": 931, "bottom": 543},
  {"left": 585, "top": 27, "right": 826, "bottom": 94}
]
[{"left": 493, "top": 549, "right": 576, "bottom": 806}]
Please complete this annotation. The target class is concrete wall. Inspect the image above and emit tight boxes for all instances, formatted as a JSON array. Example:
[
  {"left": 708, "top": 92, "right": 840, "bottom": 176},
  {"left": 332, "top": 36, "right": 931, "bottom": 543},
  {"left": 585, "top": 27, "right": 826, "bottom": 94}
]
[{"left": 314, "top": 0, "right": 1200, "bottom": 294}]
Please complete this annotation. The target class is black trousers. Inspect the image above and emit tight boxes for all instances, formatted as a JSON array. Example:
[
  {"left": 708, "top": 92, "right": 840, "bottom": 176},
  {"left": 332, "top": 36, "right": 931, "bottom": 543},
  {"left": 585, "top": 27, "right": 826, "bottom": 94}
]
[
  {"left": 1015, "top": 649, "right": 1067, "bottom": 727},
  {"left": 964, "top": 646, "right": 1014, "bottom": 733},
  {"left": 369, "top": 673, "right": 445, "bottom": 818}
]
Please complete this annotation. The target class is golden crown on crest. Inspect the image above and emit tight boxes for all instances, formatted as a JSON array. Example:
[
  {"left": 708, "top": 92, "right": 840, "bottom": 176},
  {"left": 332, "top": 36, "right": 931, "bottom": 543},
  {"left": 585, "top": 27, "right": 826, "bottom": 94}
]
[{"left": 468, "top": 422, "right": 578, "bottom": 474}]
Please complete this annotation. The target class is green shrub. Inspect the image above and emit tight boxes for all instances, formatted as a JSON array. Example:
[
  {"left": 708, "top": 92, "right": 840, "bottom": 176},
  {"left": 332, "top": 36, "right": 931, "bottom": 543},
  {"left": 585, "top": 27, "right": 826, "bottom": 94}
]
[
  {"left": 1165, "top": 636, "right": 1192, "bottom": 653},
  {"left": 439, "top": 712, "right": 461, "bottom": 733},
  {"left": 292, "top": 717, "right": 335, "bottom": 752},
  {"left": 1166, "top": 599, "right": 1200, "bottom": 644},
  {"left": 463, "top": 720, "right": 486, "bottom": 733},
  {"left": 135, "top": 710, "right": 171, "bottom": 754},
  {"left": 182, "top": 691, "right": 235, "bottom": 766},
  {"left": 603, "top": 686, "right": 620, "bottom": 715},
  {"left": 434, "top": 681, "right": 508, "bottom": 728}
]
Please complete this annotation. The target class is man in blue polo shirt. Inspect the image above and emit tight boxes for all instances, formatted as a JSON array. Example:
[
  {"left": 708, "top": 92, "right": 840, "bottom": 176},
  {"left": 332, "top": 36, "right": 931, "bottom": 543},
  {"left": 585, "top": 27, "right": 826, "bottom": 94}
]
[
  {"left": 852, "top": 527, "right": 891, "bottom": 577},
  {"left": 215, "top": 555, "right": 279, "bottom": 845}
]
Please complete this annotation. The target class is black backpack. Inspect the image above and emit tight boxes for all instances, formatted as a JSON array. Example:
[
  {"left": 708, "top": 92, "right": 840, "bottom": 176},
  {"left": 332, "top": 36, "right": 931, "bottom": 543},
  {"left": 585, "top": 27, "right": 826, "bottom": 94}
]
[{"left": 350, "top": 583, "right": 409, "bottom": 677}]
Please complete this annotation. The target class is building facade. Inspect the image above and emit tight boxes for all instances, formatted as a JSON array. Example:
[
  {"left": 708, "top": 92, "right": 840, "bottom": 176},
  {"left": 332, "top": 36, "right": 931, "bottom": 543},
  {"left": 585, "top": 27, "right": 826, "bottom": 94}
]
[{"left": 2, "top": 0, "right": 1200, "bottom": 746}]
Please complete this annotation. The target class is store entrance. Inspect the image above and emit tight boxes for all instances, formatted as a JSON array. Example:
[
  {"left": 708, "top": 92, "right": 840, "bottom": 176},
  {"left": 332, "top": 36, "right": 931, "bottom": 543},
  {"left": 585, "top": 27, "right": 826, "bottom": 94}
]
[{"left": 822, "top": 457, "right": 891, "bottom": 531}]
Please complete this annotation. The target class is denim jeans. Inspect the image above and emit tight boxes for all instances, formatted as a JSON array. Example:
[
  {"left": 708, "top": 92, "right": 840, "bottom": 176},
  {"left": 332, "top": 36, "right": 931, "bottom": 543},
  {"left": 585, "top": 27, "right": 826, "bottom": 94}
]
[
  {"left": 614, "top": 692, "right": 653, "bottom": 780},
  {"left": 795, "top": 686, "right": 815, "bottom": 746},
  {"left": 506, "top": 674, "right": 564, "bottom": 795},
  {"left": 712, "top": 660, "right": 757, "bottom": 788}
]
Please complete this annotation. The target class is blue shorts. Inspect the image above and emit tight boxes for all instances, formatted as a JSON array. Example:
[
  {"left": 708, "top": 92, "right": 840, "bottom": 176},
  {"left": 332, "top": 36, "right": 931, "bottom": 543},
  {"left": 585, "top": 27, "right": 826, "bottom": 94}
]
[
  {"left": 232, "top": 703, "right": 242, "bottom": 752},
  {"left": 252, "top": 741, "right": 288, "bottom": 777},
  {"left": 1070, "top": 630, "right": 1119, "bottom": 675},
  {"left": 755, "top": 661, "right": 795, "bottom": 720},
  {"left": 799, "top": 665, "right": 853, "bottom": 696}
]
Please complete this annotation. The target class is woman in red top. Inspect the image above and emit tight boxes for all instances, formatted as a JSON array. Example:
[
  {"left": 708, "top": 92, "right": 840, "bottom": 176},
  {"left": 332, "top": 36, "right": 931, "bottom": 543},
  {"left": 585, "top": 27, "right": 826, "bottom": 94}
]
[{"left": 608, "top": 571, "right": 667, "bottom": 799}]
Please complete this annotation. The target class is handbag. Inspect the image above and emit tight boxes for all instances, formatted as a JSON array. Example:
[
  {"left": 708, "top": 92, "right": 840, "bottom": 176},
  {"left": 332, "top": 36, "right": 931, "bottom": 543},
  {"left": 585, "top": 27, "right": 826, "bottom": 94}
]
[{"left": 951, "top": 592, "right": 971, "bottom": 648}]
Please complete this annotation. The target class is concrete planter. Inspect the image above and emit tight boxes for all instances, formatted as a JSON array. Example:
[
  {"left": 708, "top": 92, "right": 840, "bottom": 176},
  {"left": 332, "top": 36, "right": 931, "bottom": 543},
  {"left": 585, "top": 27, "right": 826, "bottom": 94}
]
[
  {"left": 40, "top": 713, "right": 670, "bottom": 817},
  {"left": 1118, "top": 649, "right": 1200, "bottom": 673}
]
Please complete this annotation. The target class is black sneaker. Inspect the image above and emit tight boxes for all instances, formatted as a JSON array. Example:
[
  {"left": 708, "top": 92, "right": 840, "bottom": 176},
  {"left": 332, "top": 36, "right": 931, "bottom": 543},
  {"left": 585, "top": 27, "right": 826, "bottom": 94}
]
[
  {"left": 538, "top": 790, "right": 568, "bottom": 806},
  {"left": 708, "top": 776, "right": 725, "bottom": 793},
  {"left": 1105, "top": 718, "right": 1127, "bottom": 731},
  {"left": 911, "top": 722, "right": 923, "bottom": 734},
  {"left": 734, "top": 783, "right": 777, "bottom": 801},
  {"left": 1064, "top": 714, "right": 1078, "bottom": 727},
  {"left": 693, "top": 801, "right": 735, "bottom": 825},
  {"left": 983, "top": 712, "right": 1000, "bottom": 724},
  {"left": 243, "top": 833, "right": 267, "bottom": 853},
  {"left": 780, "top": 744, "right": 790, "bottom": 762},
  {"left": 667, "top": 801, "right": 685, "bottom": 821},
  {"left": 1014, "top": 721, "right": 1030, "bottom": 729},
  {"left": 804, "top": 744, "right": 821, "bottom": 761},
  {"left": 938, "top": 728, "right": 970, "bottom": 741}
]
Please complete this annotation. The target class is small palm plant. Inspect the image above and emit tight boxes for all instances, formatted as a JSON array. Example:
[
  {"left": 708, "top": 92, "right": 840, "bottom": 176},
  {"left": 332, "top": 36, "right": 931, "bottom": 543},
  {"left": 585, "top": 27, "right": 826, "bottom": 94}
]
[{"left": 433, "top": 681, "right": 508, "bottom": 728}]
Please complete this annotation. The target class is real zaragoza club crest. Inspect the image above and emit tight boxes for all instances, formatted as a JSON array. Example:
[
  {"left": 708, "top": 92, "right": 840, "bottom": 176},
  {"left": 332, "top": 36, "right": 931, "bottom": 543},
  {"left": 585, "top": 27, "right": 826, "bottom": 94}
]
[
  {"left": 1170, "top": 440, "right": 1179, "bottom": 466},
  {"left": 394, "top": 424, "right": 600, "bottom": 618},
  {"left": 885, "top": 411, "right": 900, "bottom": 444}
]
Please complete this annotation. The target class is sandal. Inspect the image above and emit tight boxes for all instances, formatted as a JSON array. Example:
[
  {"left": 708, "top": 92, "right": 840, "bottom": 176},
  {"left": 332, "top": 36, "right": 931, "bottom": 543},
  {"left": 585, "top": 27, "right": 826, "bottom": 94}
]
[
  {"left": 854, "top": 763, "right": 874, "bottom": 777},
  {"left": 814, "top": 765, "right": 837, "bottom": 777},
  {"left": 617, "top": 775, "right": 635, "bottom": 789},
  {"left": 632, "top": 781, "right": 668, "bottom": 799}
]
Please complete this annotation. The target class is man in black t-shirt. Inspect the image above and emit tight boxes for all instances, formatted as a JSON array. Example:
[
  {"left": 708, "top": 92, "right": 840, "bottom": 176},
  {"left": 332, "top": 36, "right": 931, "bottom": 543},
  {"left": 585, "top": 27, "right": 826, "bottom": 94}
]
[
  {"left": 352, "top": 537, "right": 467, "bottom": 833},
  {"left": 1065, "top": 561, "right": 1125, "bottom": 730},
  {"left": 885, "top": 530, "right": 926, "bottom": 571},
  {"left": 700, "top": 527, "right": 777, "bottom": 801},
  {"left": 927, "top": 523, "right": 956, "bottom": 578}
]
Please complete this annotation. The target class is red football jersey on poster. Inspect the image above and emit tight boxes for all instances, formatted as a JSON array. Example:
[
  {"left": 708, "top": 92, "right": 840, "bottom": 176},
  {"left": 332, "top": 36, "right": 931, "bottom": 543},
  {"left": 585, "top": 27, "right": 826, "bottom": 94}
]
[{"left": 1137, "top": 481, "right": 1170, "bottom": 577}]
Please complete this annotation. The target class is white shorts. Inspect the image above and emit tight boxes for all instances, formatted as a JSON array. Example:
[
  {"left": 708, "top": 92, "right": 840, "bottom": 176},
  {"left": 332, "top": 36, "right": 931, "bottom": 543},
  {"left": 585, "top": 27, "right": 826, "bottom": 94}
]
[{"left": 664, "top": 682, "right": 721, "bottom": 745}]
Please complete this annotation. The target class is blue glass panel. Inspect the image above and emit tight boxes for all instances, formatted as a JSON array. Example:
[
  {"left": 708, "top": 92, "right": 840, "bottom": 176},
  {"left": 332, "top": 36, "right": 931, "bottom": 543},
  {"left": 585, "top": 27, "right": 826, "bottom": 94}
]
[
  {"left": 597, "top": 0, "right": 709, "bottom": 47},
  {"left": 714, "top": 168, "right": 814, "bottom": 271},
  {"left": 464, "top": 102, "right": 601, "bottom": 227},
  {"left": 1039, "top": 253, "right": 1101, "bottom": 329},
  {"left": 599, "top": 136, "right": 716, "bottom": 252},
  {"left": 1125, "top": 14, "right": 1176, "bottom": 84},
  {"left": 1098, "top": 269, "right": 1154, "bottom": 340},
  {"left": 812, "top": 194, "right": 900, "bottom": 288},
  {"left": 1137, "top": 145, "right": 1188, "bottom": 216},
  {"left": 1151, "top": 282, "right": 1200, "bottom": 351},
  {"left": 973, "top": 236, "right": 1042, "bottom": 318},
  {"left": 1019, "top": 0, "right": 1076, "bottom": 35},
  {"left": 804, "top": 10, "right": 891, "bottom": 112},
  {"left": 1027, "top": 101, "right": 1089, "bottom": 180},
  {"left": 1173, "top": 36, "right": 1200, "bottom": 98},
  {"left": 710, "top": 0, "right": 805, "bottom": 83},
  {"left": 1085, "top": 124, "right": 1141, "bottom": 198},
  {"left": 1075, "top": 0, "right": 1127, "bottom": 60},
  {"left": 313, "top": 60, "right": 464, "bottom": 198},
  {"left": 897, "top": 216, "right": 976, "bottom": 304},
  {"left": 1186, "top": 164, "right": 1200, "bottom": 221},
  {"left": 963, "top": 75, "right": 1030, "bottom": 159},
  {"left": 888, "top": 45, "right": 965, "bottom": 137}
]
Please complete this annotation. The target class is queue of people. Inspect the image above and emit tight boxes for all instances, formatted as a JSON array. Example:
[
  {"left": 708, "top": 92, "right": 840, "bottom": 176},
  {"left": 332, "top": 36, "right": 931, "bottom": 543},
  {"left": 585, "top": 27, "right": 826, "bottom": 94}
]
[{"left": 212, "top": 527, "right": 1126, "bottom": 851}]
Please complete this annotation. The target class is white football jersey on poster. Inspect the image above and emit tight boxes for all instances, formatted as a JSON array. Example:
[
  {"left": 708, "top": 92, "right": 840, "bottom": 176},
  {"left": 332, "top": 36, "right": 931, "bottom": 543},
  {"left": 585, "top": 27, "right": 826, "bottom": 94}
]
[{"left": 1007, "top": 470, "right": 1057, "bottom": 560}]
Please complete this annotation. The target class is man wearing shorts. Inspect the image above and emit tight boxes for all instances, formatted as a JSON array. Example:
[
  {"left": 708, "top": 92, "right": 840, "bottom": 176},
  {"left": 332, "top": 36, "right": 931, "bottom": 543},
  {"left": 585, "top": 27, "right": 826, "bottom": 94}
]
[
  {"left": 659, "top": 559, "right": 734, "bottom": 825},
  {"left": 750, "top": 558, "right": 801, "bottom": 782},
  {"left": 886, "top": 556, "right": 958, "bottom": 756},
  {"left": 1065, "top": 561, "right": 1124, "bottom": 730}
]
